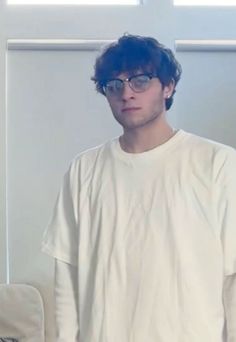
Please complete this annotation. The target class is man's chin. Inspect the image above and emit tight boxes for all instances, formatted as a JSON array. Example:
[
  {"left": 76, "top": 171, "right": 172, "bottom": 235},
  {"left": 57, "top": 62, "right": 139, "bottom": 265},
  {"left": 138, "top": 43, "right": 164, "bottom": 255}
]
[
  {"left": 114, "top": 116, "right": 145, "bottom": 130},
  {"left": 118, "top": 121, "right": 144, "bottom": 130}
]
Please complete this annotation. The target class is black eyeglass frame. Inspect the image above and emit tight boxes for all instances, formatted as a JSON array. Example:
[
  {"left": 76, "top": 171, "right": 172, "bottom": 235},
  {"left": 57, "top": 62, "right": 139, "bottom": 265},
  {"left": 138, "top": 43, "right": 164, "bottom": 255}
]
[{"left": 102, "top": 73, "right": 157, "bottom": 96}]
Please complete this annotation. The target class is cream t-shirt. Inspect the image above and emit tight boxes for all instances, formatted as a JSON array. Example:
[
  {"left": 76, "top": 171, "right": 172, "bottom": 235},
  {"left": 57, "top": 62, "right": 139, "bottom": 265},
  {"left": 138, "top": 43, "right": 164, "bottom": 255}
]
[{"left": 42, "top": 129, "right": 236, "bottom": 342}]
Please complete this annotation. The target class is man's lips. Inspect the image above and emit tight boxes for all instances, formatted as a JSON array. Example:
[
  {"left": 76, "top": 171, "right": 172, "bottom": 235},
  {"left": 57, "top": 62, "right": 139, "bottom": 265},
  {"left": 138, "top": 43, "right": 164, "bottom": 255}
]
[{"left": 121, "top": 107, "right": 141, "bottom": 112}]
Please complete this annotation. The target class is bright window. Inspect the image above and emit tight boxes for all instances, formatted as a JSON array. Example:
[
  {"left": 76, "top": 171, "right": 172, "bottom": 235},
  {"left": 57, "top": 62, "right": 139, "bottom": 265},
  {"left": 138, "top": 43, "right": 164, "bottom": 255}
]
[
  {"left": 175, "top": 0, "right": 236, "bottom": 5},
  {"left": 8, "top": 0, "right": 139, "bottom": 4}
]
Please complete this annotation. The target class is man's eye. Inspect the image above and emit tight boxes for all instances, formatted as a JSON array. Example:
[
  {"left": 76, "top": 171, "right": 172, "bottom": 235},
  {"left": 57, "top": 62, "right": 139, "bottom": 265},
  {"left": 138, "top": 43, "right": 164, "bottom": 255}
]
[
  {"left": 106, "top": 83, "right": 116, "bottom": 92},
  {"left": 134, "top": 76, "right": 149, "bottom": 84}
]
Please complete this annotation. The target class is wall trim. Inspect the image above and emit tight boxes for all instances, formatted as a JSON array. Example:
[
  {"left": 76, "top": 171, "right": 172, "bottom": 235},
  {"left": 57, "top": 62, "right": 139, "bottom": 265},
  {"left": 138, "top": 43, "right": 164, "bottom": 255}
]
[
  {"left": 10, "top": 39, "right": 236, "bottom": 53},
  {"left": 7, "top": 39, "right": 115, "bottom": 51},
  {"left": 175, "top": 39, "right": 236, "bottom": 52}
]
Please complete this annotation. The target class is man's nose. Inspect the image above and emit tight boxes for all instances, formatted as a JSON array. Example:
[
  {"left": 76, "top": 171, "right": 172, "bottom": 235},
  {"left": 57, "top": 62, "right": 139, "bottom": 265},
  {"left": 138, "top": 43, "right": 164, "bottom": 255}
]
[{"left": 121, "top": 81, "right": 135, "bottom": 100}]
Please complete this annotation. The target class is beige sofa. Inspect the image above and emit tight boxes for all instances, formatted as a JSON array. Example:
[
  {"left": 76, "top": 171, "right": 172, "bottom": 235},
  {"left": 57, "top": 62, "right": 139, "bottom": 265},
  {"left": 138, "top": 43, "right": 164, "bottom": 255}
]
[{"left": 0, "top": 284, "right": 45, "bottom": 342}]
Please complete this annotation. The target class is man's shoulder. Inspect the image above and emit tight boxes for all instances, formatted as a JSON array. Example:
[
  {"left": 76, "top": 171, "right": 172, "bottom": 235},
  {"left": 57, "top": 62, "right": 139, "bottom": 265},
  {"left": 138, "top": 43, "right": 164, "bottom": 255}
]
[
  {"left": 184, "top": 130, "right": 236, "bottom": 155},
  {"left": 183, "top": 131, "right": 236, "bottom": 175},
  {"left": 69, "top": 137, "right": 117, "bottom": 170}
]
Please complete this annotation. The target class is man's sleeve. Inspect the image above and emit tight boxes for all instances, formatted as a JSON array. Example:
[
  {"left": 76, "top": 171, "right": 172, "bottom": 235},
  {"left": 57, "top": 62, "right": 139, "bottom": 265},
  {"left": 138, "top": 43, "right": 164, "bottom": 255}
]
[
  {"left": 55, "top": 259, "right": 79, "bottom": 341},
  {"left": 216, "top": 147, "right": 236, "bottom": 276},
  {"left": 41, "top": 161, "right": 79, "bottom": 266},
  {"left": 223, "top": 274, "right": 236, "bottom": 342},
  {"left": 216, "top": 147, "right": 236, "bottom": 341}
]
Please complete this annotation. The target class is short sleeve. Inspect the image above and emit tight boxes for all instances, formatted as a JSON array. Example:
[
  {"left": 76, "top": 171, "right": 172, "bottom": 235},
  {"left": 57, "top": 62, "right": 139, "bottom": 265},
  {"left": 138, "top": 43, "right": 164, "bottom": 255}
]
[
  {"left": 41, "top": 161, "right": 79, "bottom": 266},
  {"left": 215, "top": 147, "right": 236, "bottom": 276}
]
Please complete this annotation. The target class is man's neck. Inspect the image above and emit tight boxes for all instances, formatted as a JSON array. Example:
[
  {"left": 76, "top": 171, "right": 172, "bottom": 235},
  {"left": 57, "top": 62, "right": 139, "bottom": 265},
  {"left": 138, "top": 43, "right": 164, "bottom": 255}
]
[{"left": 119, "top": 119, "right": 176, "bottom": 154}]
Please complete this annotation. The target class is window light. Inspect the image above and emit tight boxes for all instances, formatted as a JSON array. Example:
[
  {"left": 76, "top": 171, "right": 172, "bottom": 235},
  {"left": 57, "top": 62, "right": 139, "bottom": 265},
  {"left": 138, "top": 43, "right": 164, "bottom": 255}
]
[
  {"left": 8, "top": 0, "right": 139, "bottom": 5},
  {"left": 175, "top": 0, "right": 236, "bottom": 5}
]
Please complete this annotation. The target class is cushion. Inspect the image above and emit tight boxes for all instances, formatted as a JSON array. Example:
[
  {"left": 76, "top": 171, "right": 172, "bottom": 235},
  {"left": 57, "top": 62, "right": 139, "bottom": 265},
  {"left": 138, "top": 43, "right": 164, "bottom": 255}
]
[{"left": 0, "top": 284, "right": 44, "bottom": 341}]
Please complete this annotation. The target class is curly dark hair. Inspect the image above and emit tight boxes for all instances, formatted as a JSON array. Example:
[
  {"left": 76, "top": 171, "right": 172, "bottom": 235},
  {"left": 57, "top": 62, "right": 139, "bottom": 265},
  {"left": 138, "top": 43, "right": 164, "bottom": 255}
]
[{"left": 92, "top": 34, "right": 182, "bottom": 110}]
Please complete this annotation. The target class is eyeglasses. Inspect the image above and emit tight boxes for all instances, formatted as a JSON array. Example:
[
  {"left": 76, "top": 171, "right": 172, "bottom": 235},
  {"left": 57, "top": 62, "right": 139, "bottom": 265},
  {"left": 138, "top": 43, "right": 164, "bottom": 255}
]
[{"left": 103, "top": 74, "right": 157, "bottom": 98}]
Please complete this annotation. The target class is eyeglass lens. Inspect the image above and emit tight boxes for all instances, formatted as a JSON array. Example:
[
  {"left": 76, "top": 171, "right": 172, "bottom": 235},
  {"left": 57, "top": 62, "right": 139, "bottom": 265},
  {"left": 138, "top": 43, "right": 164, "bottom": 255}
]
[{"left": 105, "top": 74, "right": 152, "bottom": 96}]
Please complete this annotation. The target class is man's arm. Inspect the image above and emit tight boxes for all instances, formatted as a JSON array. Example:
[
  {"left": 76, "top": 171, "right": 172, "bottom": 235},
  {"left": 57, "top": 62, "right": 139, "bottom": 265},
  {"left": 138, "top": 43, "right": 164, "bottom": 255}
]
[
  {"left": 223, "top": 273, "right": 236, "bottom": 342},
  {"left": 55, "top": 259, "right": 79, "bottom": 341}
]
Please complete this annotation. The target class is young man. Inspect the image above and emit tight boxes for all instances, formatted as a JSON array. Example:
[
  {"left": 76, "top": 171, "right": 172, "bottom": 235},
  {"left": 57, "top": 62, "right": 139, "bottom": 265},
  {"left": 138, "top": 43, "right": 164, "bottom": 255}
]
[{"left": 42, "top": 34, "right": 236, "bottom": 342}]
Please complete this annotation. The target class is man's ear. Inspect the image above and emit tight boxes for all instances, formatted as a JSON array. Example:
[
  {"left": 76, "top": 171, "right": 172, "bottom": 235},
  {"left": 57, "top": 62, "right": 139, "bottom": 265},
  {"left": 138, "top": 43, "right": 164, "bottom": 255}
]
[{"left": 164, "top": 79, "right": 175, "bottom": 99}]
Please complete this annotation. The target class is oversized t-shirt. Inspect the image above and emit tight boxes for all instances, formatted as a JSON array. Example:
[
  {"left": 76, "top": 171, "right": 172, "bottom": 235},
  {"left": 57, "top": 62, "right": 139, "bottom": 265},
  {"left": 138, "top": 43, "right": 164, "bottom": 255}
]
[{"left": 42, "top": 129, "right": 236, "bottom": 342}]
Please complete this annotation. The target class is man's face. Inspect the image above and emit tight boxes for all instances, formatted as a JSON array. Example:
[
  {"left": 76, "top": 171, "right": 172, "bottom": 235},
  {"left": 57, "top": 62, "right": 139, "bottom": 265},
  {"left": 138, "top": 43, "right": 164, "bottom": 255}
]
[{"left": 105, "top": 72, "right": 174, "bottom": 131}]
